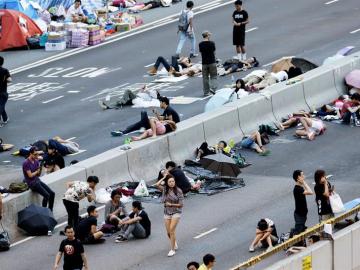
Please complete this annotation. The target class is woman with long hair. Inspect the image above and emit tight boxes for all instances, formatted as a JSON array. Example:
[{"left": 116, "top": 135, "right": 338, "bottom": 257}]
[
  {"left": 156, "top": 173, "right": 184, "bottom": 257},
  {"left": 314, "top": 169, "right": 333, "bottom": 222}
]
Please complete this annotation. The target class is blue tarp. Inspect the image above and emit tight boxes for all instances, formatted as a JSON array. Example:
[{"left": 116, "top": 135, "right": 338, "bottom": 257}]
[{"left": 0, "top": 0, "right": 39, "bottom": 19}]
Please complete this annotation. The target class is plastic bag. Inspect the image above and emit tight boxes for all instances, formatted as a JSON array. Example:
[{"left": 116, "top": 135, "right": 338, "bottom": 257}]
[
  {"left": 329, "top": 192, "right": 345, "bottom": 214},
  {"left": 134, "top": 180, "right": 149, "bottom": 197},
  {"left": 95, "top": 188, "right": 111, "bottom": 204}
]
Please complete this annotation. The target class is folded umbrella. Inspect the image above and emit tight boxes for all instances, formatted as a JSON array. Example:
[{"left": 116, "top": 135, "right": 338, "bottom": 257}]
[
  {"left": 200, "top": 153, "right": 241, "bottom": 177},
  {"left": 345, "top": 70, "right": 360, "bottom": 89},
  {"left": 18, "top": 204, "right": 57, "bottom": 236}
]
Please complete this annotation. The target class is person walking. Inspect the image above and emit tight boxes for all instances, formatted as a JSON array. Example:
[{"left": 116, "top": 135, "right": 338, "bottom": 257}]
[
  {"left": 22, "top": 147, "right": 55, "bottom": 211},
  {"left": 232, "top": 0, "right": 249, "bottom": 60},
  {"left": 176, "top": 1, "right": 198, "bottom": 58},
  {"left": 156, "top": 174, "right": 184, "bottom": 257},
  {"left": 292, "top": 170, "right": 313, "bottom": 233},
  {"left": 0, "top": 56, "right": 11, "bottom": 127},
  {"left": 314, "top": 169, "right": 334, "bottom": 222},
  {"left": 53, "top": 225, "right": 89, "bottom": 270},
  {"left": 199, "top": 30, "right": 217, "bottom": 96}
]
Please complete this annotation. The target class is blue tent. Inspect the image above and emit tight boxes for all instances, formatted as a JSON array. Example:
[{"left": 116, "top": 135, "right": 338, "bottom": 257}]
[{"left": 0, "top": 0, "right": 39, "bottom": 20}]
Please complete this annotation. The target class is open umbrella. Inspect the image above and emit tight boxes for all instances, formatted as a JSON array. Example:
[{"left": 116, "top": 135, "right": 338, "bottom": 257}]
[
  {"left": 345, "top": 70, "right": 360, "bottom": 88},
  {"left": 271, "top": 57, "right": 318, "bottom": 73},
  {"left": 271, "top": 57, "right": 294, "bottom": 73},
  {"left": 18, "top": 204, "right": 57, "bottom": 235},
  {"left": 200, "top": 153, "right": 241, "bottom": 177},
  {"left": 205, "top": 88, "right": 236, "bottom": 112}
]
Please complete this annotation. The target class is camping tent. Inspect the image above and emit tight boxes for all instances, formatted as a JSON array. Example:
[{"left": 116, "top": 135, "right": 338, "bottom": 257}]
[
  {"left": 0, "top": 0, "right": 38, "bottom": 20},
  {"left": 0, "top": 9, "right": 42, "bottom": 51}
]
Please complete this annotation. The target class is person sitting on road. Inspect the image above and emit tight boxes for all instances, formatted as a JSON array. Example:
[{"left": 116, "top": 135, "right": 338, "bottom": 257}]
[
  {"left": 115, "top": 201, "right": 151, "bottom": 242},
  {"left": 105, "top": 190, "right": 129, "bottom": 227},
  {"left": 111, "top": 96, "right": 180, "bottom": 136},
  {"left": 43, "top": 144, "right": 65, "bottom": 174},
  {"left": 340, "top": 93, "right": 360, "bottom": 125},
  {"left": 218, "top": 57, "right": 259, "bottom": 76},
  {"left": 148, "top": 56, "right": 192, "bottom": 76},
  {"left": 77, "top": 205, "right": 104, "bottom": 244},
  {"left": 158, "top": 161, "right": 193, "bottom": 194},
  {"left": 294, "top": 117, "right": 326, "bottom": 140},
  {"left": 0, "top": 138, "right": 13, "bottom": 152},
  {"left": 249, "top": 218, "right": 278, "bottom": 252},
  {"left": 187, "top": 261, "right": 200, "bottom": 270},
  {"left": 66, "top": 0, "right": 88, "bottom": 22},
  {"left": 241, "top": 131, "right": 270, "bottom": 156},
  {"left": 131, "top": 118, "right": 177, "bottom": 141}
]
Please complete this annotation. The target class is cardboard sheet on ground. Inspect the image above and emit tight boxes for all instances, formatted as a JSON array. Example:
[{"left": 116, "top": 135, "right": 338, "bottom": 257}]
[{"left": 153, "top": 76, "right": 188, "bottom": 83}]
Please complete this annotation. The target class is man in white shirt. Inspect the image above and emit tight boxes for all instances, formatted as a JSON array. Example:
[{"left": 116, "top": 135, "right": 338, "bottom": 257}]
[
  {"left": 67, "top": 0, "right": 87, "bottom": 22},
  {"left": 176, "top": 1, "right": 198, "bottom": 58}
]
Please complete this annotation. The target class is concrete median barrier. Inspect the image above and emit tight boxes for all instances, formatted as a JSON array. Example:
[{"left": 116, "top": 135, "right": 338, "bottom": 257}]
[
  {"left": 168, "top": 115, "right": 205, "bottom": 164},
  {"left": 270, "top": 81, "right": 310, "bottom": 121},
  {"left": 327, "top": 56, "right": 355, "bottom": 96},
  {"left": 352, "top": 222, "right": 360, "bottom": 270},
  {"left": 303, "top": 66, "right": 339, "bottom": 110},
  {"left": 334, "top": 225, "right": 353, "bottom": 270}
]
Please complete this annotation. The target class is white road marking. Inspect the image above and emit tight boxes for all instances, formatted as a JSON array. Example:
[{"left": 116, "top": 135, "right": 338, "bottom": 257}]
[
  {"left": 67, "top": 90, "right": 80, "bottom": 93},
  {"left": 42, "top": 95, "right": 64, "bottom": 104},
  {"left": 144, "top": 62, "right": 155, "bottom": 68},
  {"left": 10, "top": 0, "right": 235, "bottom": 74},
  {"left": 66, "top": 137, "right": 77, "bottom": 141},
  {"left": 200, "top": 3, "right": 221, "bottom": 10},
  {"left": 200, "top": 0, "right": 222, "bottom": 8},
  {"left": 68, "top": 149, "right": 87, "bottom": 156},
  {"left": 350, "top": 28, "right": 360, "bottom": 34},
  {"left": 194, "top": 228, "right": 218, "bottom": 239},
  {"left": 246, "top": 27, "right": 258, "bottom": 33},
  {"left": 2, "top": 160, "right": 11, "bottom": 163},
  {"left": 325, "top": 0, "right": 339, "bottom": 4},
  {"left": 10, "top": 205, "right": 106, "bottom": 248}
]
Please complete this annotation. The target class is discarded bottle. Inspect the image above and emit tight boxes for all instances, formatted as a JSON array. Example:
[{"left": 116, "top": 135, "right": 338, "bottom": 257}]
[
  {"left": 48, "top": 230, "right": 52, "bottom": 236},
  {"left": 231, "top": 75, "right": 235, "bottom": 85}
]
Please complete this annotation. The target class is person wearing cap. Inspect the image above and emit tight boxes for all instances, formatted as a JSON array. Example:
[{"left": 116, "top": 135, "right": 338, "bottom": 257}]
[
  {"left": 22, "top": 146, "right": 55, "bottom": 211},
  {"left": 199, "top": 30, "right": 217, "bottom": 96},
  {"left": 232, "top": 0, "right": 249, "bottom": 60},
  {"left": 115, "top": 201, "right": 151, "bottom": 242}
]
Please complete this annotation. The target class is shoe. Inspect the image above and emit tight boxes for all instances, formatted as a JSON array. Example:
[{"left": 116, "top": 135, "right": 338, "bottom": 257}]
[
  {"left": 167, "top": 250, "right": 176, "bottom": 257},
  {"left": 355, "top": 119, "right": 360, "bottom": 127},
  {"left": 98, "top": 100, "right": 108, "bottom": 110},
  {"left": 189, "top": 53, "right": 198, "bottom": 58},
  {"left": 249, "top": 245, "right": 255, "bottom": 252},
  {"left": 115, "top": 236, "right": 128, "bottom": 243},
  {"left": 111, "top": 130, "right": 124, "bottom": 137},
  {"left": 259, "top": 150, "right": 271, "bottom": 156},
  {"left": 174, "top": 242, "right": 178, "bottom": 250},
  {"left": 3, "top": 117, "right": 9, "bottom": 124},
  {"left": 0, "top": 123, "right": 3, "bottom": 128},
  {"left": 59, "top": 231, "right": 65, "bottom": 236},
  {"left": 266, "top": 246, "right": 274, "bottom": 252},
  {"left": 148, "top": 67, "right": 157, "bottom": 76},
  {"left": 210, "top": 90, "right": 216, "bottom": 95}
]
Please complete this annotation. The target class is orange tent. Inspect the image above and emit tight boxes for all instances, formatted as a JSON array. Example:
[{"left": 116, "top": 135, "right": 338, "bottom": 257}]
[{"left": 0, "top": 9, "right": 42, "bottom": 51}]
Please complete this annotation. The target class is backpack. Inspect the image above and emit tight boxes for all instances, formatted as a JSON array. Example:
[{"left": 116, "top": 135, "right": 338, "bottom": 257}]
[
  {"left": 0, "top": 223, "right": 10, "bottom": 251},
  {"left": 8, "top": 182, "right": 29, "bottom": 193},
  {"left": 178, "top": 10, "right": 189, "bottom": 32}
]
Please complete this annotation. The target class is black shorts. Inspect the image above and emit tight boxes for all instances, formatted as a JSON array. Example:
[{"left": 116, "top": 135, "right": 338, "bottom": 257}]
[
  {"left": 233, "top": 27, "right": 245, "bottom": 46},
  {"left": 145, "top": 1, "right": 160, "bottom": 8}
]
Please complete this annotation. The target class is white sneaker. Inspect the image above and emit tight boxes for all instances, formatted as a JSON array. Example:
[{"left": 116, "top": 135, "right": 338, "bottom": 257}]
[
  {"left": 167, "top": 250, "right": 176, "bottom": 257},
  {"left": 266, "top": 246, "right": 274, "bottom": 252},
  {"left": 174, "top": 242, "right": 178, "bottom": 250},
  {"left": 249, "top": 245, "right": 255, "bottom": 252}
]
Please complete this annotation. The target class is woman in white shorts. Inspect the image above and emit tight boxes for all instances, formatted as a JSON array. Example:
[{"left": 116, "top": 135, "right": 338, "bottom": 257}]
[
  {"left": 295, "top": 117, "right": 326, "bottom": 140},
  {"left": 156, "top": 174, "right": 184, "bottom": 257}
]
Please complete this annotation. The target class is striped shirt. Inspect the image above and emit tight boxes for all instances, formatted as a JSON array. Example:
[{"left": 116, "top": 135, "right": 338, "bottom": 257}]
[{"left": 162, "top": 188, "right": 184, "bottom": 215}]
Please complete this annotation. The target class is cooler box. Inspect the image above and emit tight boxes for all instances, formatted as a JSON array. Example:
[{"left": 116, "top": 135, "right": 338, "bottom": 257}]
[{"left": 45, "top": 41, "right": 66, "bottom": 51}]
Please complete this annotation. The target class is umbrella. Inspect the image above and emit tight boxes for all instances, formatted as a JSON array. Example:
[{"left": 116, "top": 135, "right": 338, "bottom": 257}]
[
  {"left": 205, "top": 88, "right": 236, "bottom": 112},
  {"left": 200, "top": 153, "right": 241, "bottom": 177},
  {"left": 336, "top": 46, "right": 355, "bottom": 56},
  {"left": 18, "top": 204, "right": 57, "bottom": 235},
  {"left": 345, "top": 70, "right": 360, "bottom": 89},
  {"left": 271, "top": 57, "right": 318, "bottom": 73}
]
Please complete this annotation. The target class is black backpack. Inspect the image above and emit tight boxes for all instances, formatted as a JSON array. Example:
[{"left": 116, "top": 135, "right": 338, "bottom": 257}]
[
  {"left": 178, "top": 10, "right": 189, "bottom": 32},
  {"left": 0, "top": 223, "right": 10, "bottom": 251}
]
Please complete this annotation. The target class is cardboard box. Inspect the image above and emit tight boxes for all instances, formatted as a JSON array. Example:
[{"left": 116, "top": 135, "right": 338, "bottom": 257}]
[
  {"left": 45, "top": 41, "right": 66, "bottom": 51},
  {"left": 115, "top": 23, "right": 131, "bottom": 32}
]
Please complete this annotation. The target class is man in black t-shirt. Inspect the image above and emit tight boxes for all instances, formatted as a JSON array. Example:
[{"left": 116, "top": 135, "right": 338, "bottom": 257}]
[
  {"left": 292, "top": 170, "right": 313, "bottom": 233},
  {"left": 165, "top": 161, "right": 192, "bottom": 194},
  {"left": 54, "top": 225, "right": 89, "bottom": 270},
  {"left": 199, "top": 31, "right": 217, "bottom": 96},
  {"left": 0, "top": 56, "right": 12, "bottom": 127},
  {"left": 76, "top": 206, "right": 104, "bottom": 244},
  {"left": 115, "top": 201, "right": 151, "bottom": 242},
  {"left": 232, "top": 0, "right": 249, "bottom": 60}
]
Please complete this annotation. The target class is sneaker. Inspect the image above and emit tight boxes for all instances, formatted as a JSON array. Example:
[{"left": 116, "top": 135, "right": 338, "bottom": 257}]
[
  {"left": 259, "top": 149, "right": 271, "bottom": 156},
  {"left": 189, "top": 53, "right": 198, "bottom": 58},
  {"left": 3, "top": 117, "right": 9, "bottom": 125},
  {"left": 167, "top": 250, "right": 176, "bottom": 257},
  {"left": 355, "top": 119, "right": 360, "bottom": 127},
  {"left": 249, "top": 245, "right": 255, "bottom": 252},
  {"left": 98, "top": 100, "right": 108, "bottom": 110},
  {"left": 115, "top": 236, "right": 128, "bottom": 243},
  {"left": 174, "top": 242, "right": 178, "bottom": 250},
  {"left": 111, "top": 130, "right": 124, "bottom": 137},
  {"left": 266, "top": 246, "right": 274, "bottom": 252},
  {"left": 0, "top": 123, "right": 3, "bottom": 128}
]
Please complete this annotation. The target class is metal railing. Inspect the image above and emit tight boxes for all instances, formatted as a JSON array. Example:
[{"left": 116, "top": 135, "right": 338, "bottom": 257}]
[{"left": 230, "top": 204, "right": 360, "bottom": 270}]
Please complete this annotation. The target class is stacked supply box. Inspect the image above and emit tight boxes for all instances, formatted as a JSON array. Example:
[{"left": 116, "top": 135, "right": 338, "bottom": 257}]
[
  {"left": 88, "top": 25, "right": 102, "bottom": 46},
  {"left": 45, "top": 31, "right": 66, "bottom": 51},
  {"left": 70, "top": 29, "right": 89, "bottom": 48},
  {"left": 64, "top": 22, "right": 77, "bottom": 48}
]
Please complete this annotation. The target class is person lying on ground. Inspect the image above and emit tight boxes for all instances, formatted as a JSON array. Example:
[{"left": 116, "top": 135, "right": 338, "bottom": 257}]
[
  {"left": 195, "top": 140, "right": 230, "bottom": 161},
  {"left": 294, "top": 117, "right": 326, "bottom": 140},
  {"left": 173, "top": 63, "right": 203, "bottom": 77},
  {"left": 287, "top": 66, "right": 303, "bottom": 79},
  {"left": 286, "top": 234, "right": 320, "bottom": 255},
  {"left": 317, "top": 104, "right": 341, "bottom": 119},
  {"left": 241, "top": 131, "right": 270, "bottom": 156},
  {"left": 276, "top": 111, "right": 312, "bottom": 130},
  {"left": 105, "top": 190, "right": 129, "bottom": 227},
  {"left": 340, "top": 93, "right": 360, "bottom": 125},
  {"left": 66, "top": 0, "right": 88, "bottom": 22},
  {"left": 249, "top": 218, "right": 279, "bottom": 252},
  {"left": 242, "top": 69, "right": 268, "bottom": 86},
  {"left": 49, "top": 136, "right": 80, "bottom": 156},
  {"left": 148, "top": 56, "right": 192, "bottom": 76},
  {"left": 218, "top": 57, "right": 259, "bottom": 76},
  {"left": 115, "top": 201, "right": 151, "bottom": 242},
  {"left": 131, "top": 118, "right": 177, "bottom": 140},
  {"left": 43, "top": 144, "right": 65, "bottom": 174},
  {"left": 0, "top": 138, "right": 13, "bottom": 152},
  {"left": 77, "top": 205, "right": 104, "bottom": 244},
  {"left": 111, "top": 96, "right": 180, "bottom": 136},
  {"left": 248, "top": 70, "right": 288, "bottom": 91},
  {"left": 128, "top": 0, "right": 166, "bottom": 12},
  {"left": 232, "top": 79, "right": 248, "bottom": 98}
]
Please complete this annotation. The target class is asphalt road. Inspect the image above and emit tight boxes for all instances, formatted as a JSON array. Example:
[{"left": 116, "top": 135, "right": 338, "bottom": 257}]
[
  {"left": 1, "top": 0, "right": 360, "bottom": 182},
  {"left": 1, "top": 123, "right": 359, "bottom": 270}
]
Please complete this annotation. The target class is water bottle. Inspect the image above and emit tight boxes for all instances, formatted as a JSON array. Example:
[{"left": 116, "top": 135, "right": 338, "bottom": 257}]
[
  {"left": 350, "top": 115, "right": 355, "bottom": 127},
  {"left": 231, "top": 75, "right": 235, "bottom": 85}
]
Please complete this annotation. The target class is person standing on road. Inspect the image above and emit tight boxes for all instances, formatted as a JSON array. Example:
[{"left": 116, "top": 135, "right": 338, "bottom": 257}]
[
  {"left": 53, "top": 225, "right": 89, "bottom": 270},
  {"left": 156, "top": 174, "right": 184, "bottom": 257},
  {"left": 199, "top": 30, "right": 217, "bottom": 96},
  {"left": 0, "top": 56, "right": 11, "bottom": 128},
  {"left": 176, "top": 1, "right": 198, "bottom": 58},
  {"left": 232, "top": 0, "right": 249, "bottom": 60},
  {"left": 23, "top": 147, "right": 55, "bottom": 211},
  {"left": 292, "top": 170, "right": 313, "bottom": 233},
  {"left": 314, "top": 169, "right": 334, "bottom": 222},
  {"left": 198, "top": 254, "right": 216, "bottom": 270}
]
